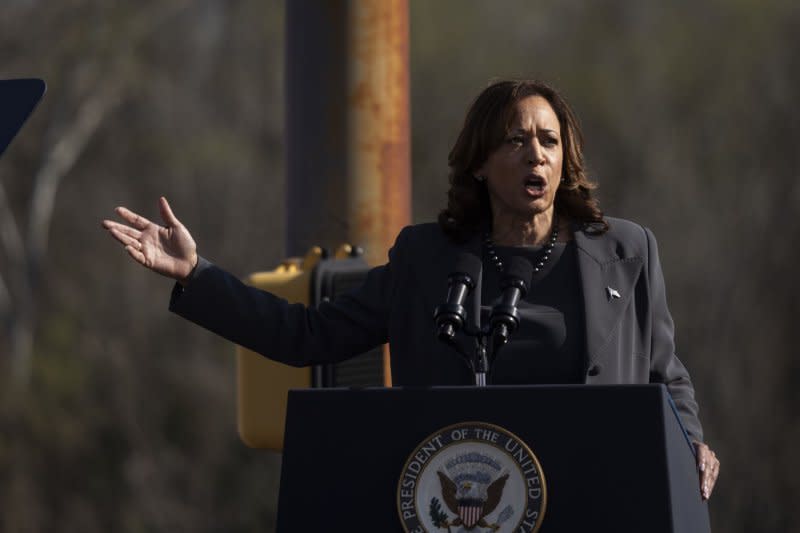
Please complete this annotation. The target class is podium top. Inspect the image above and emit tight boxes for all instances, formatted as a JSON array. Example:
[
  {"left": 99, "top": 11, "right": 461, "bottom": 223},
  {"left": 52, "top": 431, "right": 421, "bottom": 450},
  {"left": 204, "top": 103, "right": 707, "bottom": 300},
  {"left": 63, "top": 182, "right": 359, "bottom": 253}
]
[{"left": 0, "top": 78, "right": 46, "bottom": 159}]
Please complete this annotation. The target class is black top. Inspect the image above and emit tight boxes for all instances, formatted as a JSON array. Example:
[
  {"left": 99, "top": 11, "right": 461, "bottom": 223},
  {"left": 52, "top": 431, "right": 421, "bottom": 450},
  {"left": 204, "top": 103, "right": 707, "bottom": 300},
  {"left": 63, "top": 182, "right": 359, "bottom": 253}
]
[{"left": 480, "top": 241, "right": 586, "bottom": 385}]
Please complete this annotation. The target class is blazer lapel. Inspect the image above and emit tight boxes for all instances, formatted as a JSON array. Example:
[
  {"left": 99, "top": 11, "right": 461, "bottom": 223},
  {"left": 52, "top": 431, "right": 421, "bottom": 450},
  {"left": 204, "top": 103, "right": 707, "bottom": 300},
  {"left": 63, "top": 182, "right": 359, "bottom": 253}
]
[{"left": 574, "top": 227, "right": 644, "bottom": 369}]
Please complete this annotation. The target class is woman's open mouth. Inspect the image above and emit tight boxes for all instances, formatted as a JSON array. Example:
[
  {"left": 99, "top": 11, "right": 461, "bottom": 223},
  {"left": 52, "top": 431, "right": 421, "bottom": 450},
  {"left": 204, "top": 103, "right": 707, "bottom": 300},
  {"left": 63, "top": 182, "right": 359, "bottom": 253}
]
[{"left": 524, "top": 176, "right": 546, "bottom": 197}]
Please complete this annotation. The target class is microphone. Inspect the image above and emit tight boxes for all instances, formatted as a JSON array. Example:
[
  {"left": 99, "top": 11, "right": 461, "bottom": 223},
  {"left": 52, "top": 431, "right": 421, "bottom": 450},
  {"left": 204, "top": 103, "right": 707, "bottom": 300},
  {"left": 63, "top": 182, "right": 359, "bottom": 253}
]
[
  {"left": 434, "top": 252, "right": 482, "bottom": 341},
  {"left": 489, "top": 255, "right": 533, "bottom": 348}
]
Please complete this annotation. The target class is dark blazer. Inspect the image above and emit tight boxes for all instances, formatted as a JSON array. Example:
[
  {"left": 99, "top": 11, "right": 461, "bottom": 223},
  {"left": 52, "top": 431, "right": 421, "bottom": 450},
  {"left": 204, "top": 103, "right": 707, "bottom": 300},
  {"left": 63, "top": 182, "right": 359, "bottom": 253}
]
[{"left": 170, "top": 217, "right": 703, "bottom": 442}]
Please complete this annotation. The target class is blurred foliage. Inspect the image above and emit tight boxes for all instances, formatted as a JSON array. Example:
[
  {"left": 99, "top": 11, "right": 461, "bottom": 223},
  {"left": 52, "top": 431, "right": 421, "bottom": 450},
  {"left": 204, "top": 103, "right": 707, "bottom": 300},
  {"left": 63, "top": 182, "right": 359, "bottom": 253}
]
[{"left": 0, "top": 0, "right": 798, "bottom": 531}]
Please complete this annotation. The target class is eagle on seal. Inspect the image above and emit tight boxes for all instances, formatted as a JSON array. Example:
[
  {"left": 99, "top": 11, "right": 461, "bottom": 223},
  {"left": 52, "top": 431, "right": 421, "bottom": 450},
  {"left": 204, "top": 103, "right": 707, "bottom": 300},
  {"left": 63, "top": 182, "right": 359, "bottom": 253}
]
[{"left": 437, "top": 469, "right": 509, "bottom": 530}]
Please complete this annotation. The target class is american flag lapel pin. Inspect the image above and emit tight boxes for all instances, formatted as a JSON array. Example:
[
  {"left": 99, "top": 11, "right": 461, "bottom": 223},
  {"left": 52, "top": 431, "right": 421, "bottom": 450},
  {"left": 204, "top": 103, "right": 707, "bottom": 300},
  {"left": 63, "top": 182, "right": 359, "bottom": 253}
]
[{"left": 606, "top": 287, "right": 621, "bottom": 301}]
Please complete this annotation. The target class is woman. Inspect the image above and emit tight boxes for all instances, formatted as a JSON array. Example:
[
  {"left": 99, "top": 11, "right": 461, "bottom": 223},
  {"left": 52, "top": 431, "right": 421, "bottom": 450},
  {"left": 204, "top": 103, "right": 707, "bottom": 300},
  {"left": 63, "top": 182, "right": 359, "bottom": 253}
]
[{"left": 103, "top": 79, "right": 719, "bottom": 499}]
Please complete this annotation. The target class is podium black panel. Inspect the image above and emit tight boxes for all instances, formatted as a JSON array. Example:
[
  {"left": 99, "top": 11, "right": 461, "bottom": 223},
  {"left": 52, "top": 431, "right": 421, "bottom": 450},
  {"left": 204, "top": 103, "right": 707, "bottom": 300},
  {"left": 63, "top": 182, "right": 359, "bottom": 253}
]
[{"left": 276, "top": 385, "right": 710, "bottom": 532}]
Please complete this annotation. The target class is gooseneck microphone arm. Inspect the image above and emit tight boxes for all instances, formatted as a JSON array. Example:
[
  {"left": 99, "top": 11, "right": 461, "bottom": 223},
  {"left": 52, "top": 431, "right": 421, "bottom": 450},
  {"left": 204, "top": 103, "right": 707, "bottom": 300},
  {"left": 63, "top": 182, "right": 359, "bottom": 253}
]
[
  {"left": 489, "top": 256, "right": 533, "bottom": 358},
  {"left": 433, "top": 253, "right": 484, "bottom": 380},
  {"left": 433, "top": 253, "right": 482, "bottom": 342},
  {"left": 434, "top": 273, "right": 474, "bottom": 341}
]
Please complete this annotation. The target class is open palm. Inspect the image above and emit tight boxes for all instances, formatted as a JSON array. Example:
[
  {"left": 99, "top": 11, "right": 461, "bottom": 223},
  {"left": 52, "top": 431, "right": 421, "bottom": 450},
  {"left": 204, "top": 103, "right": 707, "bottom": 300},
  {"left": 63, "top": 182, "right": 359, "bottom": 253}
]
[{"left": 102, "top": 197, "right": 198, "bottom": 283}]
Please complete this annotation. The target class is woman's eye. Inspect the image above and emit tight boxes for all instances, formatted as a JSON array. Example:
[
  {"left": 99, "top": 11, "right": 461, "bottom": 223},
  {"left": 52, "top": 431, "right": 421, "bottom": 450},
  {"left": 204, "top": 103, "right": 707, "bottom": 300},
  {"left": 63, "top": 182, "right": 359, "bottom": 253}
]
[
  {"left": 507, "top": 135, "right": 524, "bottom": 145},
  {"left": 542, "top": 137, "right": 559, "bottom": 147}
]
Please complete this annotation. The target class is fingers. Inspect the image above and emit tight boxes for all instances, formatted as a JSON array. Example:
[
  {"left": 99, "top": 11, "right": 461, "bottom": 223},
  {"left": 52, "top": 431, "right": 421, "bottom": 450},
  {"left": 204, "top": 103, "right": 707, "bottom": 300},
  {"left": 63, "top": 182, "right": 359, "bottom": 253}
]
[
  {"left": 695, "top": 442, "right": 720, "bottom": 500},
  {"left": 103, "top": 219, "right": 142, "bottom": 238},
  {"left": 108, "top": 227, "right": 141, "bottom": 249},
  {"left": 124, "top": 244, "right": 147, "bottom": 266},
  {"left": 159, "top": 196, "right": 181, "bottom": 227},
  {"left": 103, "top": 220, "right": 143, "bottom": 251},
  {"left": 115, "top": 206, "right": 153, "bottom": 230}
]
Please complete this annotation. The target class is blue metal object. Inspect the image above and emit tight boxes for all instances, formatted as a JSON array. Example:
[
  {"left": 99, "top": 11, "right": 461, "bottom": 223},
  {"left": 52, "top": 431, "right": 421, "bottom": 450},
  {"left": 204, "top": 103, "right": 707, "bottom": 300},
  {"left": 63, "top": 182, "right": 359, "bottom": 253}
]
[{"left": 0, "top": 78, "right": 46, "bottom": 158}]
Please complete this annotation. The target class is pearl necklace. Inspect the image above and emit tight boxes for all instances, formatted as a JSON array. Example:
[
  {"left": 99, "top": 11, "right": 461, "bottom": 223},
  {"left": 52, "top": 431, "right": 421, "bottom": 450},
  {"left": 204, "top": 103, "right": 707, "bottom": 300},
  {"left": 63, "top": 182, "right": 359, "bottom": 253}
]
[{"left": 483, "top": 218, "right": 559, "bottom": 276}]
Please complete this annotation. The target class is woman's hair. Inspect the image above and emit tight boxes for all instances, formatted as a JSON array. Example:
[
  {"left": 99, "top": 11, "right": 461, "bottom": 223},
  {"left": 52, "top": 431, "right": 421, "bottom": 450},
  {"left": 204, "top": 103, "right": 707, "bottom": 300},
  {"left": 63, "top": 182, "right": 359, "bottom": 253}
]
[{"left": 438, "top": 79, "right": 608, "bottom": 241}]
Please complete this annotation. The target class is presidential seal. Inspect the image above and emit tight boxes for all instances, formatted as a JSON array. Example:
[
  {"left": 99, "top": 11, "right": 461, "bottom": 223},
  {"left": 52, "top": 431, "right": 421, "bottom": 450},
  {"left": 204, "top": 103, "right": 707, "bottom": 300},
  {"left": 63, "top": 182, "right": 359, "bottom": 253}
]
[{"left": 397, "top": 422, "right": 546, "bottom": 533}]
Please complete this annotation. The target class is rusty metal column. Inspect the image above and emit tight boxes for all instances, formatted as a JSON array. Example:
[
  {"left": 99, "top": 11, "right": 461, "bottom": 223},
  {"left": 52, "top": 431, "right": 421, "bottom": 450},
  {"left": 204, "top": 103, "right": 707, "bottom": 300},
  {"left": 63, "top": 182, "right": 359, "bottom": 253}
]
[
  {"left": 344, "top": 0, "right": 411, "bottom": 266},
  {"left": 285, "top": 0, "right": 411, "bottom": 266}
]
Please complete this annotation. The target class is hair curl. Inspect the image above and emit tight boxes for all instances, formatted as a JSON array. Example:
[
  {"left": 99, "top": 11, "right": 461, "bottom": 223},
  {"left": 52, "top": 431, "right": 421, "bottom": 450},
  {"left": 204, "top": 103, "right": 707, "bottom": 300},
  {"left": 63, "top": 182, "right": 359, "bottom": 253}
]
[{"left": 438, "top": 79, "right": 608, "bottom": 242}]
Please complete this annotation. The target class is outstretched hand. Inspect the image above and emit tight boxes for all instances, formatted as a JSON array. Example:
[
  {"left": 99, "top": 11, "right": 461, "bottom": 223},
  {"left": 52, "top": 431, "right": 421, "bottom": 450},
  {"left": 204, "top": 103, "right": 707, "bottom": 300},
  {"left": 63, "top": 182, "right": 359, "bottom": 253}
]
[{"left": 102, "top": 197, "right": 198, "bottom": 284}]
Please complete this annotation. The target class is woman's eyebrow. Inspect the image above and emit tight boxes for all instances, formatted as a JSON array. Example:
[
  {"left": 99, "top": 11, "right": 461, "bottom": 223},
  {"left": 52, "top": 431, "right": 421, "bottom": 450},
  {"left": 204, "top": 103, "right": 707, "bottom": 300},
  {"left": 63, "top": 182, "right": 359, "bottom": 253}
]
[{"left": 510, "top": 126, "right": 559, "bottom": 135}]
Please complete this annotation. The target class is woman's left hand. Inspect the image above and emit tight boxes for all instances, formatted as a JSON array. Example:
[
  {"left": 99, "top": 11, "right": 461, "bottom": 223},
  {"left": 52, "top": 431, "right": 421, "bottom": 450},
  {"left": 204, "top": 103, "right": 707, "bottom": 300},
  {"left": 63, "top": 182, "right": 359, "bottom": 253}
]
[{"left": 694, "top": 442, "right": 720, "bottom": 500}]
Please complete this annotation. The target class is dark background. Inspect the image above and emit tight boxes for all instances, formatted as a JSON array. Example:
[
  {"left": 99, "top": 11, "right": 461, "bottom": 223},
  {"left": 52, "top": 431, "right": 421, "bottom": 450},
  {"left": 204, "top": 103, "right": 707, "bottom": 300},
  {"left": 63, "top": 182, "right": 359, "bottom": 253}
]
[{"left": 1, "top": 1, "right": 797, "bottom": 531}]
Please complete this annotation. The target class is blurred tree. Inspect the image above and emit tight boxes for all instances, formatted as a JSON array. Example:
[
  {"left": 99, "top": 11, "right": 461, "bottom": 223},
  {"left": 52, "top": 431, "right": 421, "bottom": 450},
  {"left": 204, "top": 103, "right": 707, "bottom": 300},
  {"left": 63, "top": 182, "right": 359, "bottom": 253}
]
[
  {"left": 2, "top": 0, "right": 286, "bottom": 531},
  {"left": 0, "top": 0, "right": 208, "bottom": 384}
]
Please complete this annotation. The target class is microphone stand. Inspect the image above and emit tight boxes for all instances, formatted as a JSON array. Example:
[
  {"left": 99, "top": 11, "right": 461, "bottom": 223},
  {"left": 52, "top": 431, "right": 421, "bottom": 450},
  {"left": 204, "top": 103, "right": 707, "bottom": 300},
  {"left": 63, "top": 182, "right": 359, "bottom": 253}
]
[
  {"left": 440, "top": 322, "right": 507, "bottom": 387},
  {"left": 437, "top": 257, "right": 530, "bottom": 387},
  {"left": 474, "top": 336, "right": 489, "bottom": 386}
]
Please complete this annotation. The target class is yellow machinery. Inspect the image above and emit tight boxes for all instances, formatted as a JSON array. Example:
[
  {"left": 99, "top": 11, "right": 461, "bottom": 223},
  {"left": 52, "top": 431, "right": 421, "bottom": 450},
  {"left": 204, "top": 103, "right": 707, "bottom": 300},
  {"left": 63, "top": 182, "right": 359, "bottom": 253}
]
[{"left": 235, "top": 245, "right": 386, "bottom": 451}]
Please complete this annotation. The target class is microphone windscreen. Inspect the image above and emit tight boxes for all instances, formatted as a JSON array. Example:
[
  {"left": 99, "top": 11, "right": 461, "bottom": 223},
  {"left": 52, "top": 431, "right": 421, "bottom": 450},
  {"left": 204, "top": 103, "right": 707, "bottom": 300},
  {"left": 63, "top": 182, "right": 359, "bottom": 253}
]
[
  {"left": 504, "top": 256, "right": 534, "bottom": 289},
  {"left": 453, "top": 252, "right": 483, "bottom": 281}
]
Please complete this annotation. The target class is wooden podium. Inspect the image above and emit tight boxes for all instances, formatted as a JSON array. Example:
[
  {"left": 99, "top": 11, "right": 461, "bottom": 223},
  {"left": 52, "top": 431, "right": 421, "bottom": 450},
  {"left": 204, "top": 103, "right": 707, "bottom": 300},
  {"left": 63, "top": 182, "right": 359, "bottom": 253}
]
[{"left": 276, "top": 384, "right": 710, "bottom": 532}]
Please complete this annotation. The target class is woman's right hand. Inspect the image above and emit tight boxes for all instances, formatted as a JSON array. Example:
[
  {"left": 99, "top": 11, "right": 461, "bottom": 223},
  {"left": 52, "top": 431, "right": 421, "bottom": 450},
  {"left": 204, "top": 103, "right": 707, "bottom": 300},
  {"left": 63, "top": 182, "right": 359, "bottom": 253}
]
[{"left": 102, "top": 197, "right": 198, "bottom": 285}]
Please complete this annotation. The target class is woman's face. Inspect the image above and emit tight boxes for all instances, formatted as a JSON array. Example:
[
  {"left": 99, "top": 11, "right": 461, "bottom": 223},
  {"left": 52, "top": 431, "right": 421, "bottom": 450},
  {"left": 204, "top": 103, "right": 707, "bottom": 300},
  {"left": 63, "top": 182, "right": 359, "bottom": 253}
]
[{"left": 477, "top": 95, "right": 563, "bottom": 221}]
